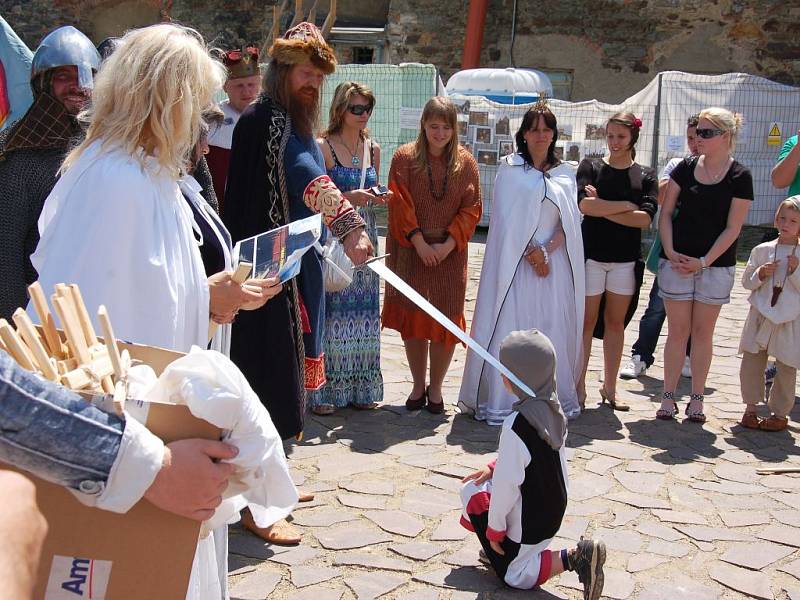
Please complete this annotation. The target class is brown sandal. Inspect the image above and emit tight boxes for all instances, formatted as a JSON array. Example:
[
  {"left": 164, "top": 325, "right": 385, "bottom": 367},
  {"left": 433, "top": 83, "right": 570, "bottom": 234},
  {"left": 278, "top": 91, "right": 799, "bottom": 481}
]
[
  {"left": 311, "top": 404, "right": 335, "bottom": 416},
  {"left": 740, "top": 412, "right": 761, "bottom": 429},
  {"left": 241, "top": 513, "right": 301, "bottom": 546},
  {"left": 759, "top": 415, "right": 788, "bottom": 432}
]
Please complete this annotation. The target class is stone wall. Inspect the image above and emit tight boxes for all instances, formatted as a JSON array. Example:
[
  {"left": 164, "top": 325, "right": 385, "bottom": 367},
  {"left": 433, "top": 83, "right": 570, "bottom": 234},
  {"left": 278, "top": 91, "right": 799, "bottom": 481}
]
[
  {"left": 386, "top": 0, "right": 800, "bottom": 102},
  {"left": 1, "top": 0, "right": 386, "bottom": 51},
  {"left": 3, "top": 0, "right": 798, "bottom": 102}
]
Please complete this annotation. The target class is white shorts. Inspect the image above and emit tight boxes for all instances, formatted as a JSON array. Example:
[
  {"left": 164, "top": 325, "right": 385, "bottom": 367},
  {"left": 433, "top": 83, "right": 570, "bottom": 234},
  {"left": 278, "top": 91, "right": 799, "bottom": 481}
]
[{"left": 585, "top": 259, "right": 636, "bottom": 296}]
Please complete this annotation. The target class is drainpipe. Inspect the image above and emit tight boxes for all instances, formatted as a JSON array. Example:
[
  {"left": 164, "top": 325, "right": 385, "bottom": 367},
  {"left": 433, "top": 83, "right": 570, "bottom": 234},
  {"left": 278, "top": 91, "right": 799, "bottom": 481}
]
[{"left": 461, "top": 0, "right": 488, "bottom": 69}]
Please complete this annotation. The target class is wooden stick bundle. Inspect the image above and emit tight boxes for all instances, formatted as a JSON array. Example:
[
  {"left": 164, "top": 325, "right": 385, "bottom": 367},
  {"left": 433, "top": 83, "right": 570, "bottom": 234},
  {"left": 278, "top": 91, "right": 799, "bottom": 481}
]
[{"left": 0, "top": 283, "right": 130, "bottom": 397}]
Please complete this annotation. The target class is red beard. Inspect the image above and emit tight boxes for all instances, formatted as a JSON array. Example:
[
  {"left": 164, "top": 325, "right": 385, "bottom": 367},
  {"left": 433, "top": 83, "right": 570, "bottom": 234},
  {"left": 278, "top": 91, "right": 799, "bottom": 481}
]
[{"left": 288, "top": 87, "right": 320, "bottom": 138}]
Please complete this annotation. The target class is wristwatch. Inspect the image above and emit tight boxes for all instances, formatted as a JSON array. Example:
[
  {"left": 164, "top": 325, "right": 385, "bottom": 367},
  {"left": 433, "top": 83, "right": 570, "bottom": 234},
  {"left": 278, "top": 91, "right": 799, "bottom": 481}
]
[{"left": 699, "top": 256, "right": 707, "bottom": 270}]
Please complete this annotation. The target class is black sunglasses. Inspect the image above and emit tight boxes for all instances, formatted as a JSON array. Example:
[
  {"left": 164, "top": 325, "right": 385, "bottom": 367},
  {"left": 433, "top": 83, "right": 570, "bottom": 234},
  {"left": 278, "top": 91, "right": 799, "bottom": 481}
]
[
  {"left": 348, "top": 104, "right": 373, "bottom": 116},
  {"left": 695, "top": 128, "right": 726, "bottom": 139}
]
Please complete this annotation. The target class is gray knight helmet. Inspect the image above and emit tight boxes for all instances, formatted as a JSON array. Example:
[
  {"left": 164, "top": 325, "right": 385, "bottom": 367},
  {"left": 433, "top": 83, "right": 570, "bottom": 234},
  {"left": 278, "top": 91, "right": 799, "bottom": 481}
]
[{"left": 31, "top": 26, "right": 101, "bottom": 91}]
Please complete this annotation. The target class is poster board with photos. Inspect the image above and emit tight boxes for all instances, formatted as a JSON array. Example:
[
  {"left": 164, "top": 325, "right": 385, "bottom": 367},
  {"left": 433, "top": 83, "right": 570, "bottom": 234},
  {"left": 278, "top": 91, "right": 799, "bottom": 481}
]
[{"left": 451, "top": 70, "right": 800, "bottom": 226}]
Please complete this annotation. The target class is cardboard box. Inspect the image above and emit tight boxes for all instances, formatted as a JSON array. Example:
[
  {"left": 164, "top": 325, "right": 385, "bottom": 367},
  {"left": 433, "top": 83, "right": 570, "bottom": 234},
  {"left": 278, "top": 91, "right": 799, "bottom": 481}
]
[{"left": 12, "top": 337, "right": 220, "bottom": 600}]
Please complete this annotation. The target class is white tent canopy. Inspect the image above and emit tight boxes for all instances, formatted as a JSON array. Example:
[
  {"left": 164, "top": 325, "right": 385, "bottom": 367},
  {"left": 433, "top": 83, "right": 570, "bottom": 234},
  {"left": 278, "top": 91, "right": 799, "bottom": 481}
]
[{"left": 446, "top": 68, "right": 553, "bottom": 104}]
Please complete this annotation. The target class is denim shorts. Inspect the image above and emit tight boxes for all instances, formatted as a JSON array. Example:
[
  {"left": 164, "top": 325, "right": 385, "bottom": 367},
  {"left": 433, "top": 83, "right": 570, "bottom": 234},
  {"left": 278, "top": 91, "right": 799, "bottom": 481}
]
[
  {"left": 585, "top": 259, "right": 636, "bottom": 296},
  {"left": 657, "top": 258, "right": 735, "bottom": 305}
]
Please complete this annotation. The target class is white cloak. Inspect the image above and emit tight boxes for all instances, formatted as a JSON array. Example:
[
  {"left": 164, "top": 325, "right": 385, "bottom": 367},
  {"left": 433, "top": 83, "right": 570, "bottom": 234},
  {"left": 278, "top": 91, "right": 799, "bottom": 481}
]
[
  {"left": 31, "top": 141, "right": 210, "bottom": 352},
  {"left": 458, "top": 155, "right": 585, "bottom": 422}
]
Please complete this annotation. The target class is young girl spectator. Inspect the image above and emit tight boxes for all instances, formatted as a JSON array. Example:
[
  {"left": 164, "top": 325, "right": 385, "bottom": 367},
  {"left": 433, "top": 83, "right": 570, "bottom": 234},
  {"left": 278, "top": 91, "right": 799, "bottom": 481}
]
[
  {"left": 739, "top": 196, "right": 800, "bottom": 432},
  {"left": 383, "top": 97, "right": 482, "bottom": 414},
  {"left": 460, "top": 329, "right": 606, "bottom": 600},
  {"left": 656, "top": 107, "right": 753, "bottom": 422},
  {"left": 577, "top": 112, "right": 657, "bottom": 411}
]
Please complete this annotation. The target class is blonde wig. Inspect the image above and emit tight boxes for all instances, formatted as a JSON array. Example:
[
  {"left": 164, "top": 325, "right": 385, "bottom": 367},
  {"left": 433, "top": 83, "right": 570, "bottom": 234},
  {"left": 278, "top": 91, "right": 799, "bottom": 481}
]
[
  {"left": 63, "top": 24, "right": 226, "bottom": 177},
  {"left": 698, "top": 107, "right": 744, "bottom": 151},
  {"left": 323, "top": 81, "right": 375, "bottom": 138},
  {"left": 413, "top": 96, "right": 462, "bottom": 175}
]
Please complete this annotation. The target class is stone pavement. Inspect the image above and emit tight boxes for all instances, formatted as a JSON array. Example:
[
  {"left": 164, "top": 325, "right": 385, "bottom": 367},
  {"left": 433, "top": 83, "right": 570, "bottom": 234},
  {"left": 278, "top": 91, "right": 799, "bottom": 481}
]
[{"left": 228, "top": 239, "right": 800, "bottom": 600}]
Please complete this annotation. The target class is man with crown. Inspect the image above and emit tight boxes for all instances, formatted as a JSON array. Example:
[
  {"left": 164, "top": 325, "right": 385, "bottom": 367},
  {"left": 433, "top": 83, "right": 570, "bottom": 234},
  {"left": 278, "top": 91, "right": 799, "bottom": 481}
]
[
  {"left": 206, "top": 46, "right": 261, "bottom": 213},
  {"left": 223, "top": 22, "right": 373, "bottom": 543}
]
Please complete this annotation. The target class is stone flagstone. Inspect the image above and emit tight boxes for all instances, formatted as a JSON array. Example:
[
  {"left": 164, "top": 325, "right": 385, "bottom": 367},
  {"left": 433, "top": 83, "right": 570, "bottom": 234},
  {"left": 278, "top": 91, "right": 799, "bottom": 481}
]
[
  {"left": 229, "top": 534, "right": 291, "bottom": 560},
  {"left": 569, "top": 473, "right": 614, "bottom": 501},
  {"left": 423, "top": 473, "right": 464, "bottom": 493},
  {"left": 673, "top": 524, "right": 753, "bottom": 542},
  {"left": 430, "top": 514, "right": 470, "bottom": 541},
  {"left": 344, "top": 572, "right": 407, "bottom": 600},
  {"left": 719, "top": 511, "right": 771, "bottom": 528},
  {"left": 291, "top": 508, "right": 360, "bottom": 527},
  {"left": 229, "top": 570, "right": 283, "bottom": 600},
  {"left": 651, "top": 509, "right": 707, "bottom": 525},
  {"left": 585, "top": 455, "right": 623, "bottom": 475},
  {"left": 608, "top": 492, "right": 670, "bottom": 510},
  {"left": 364, "top": 510, "right": 425, "bottom": 537},
  {"left": 610, "top": 507, "right": 641, "bottom": 527},
  {"left": 388, "top": 542, "right": 447, "bottom": 561},
  {"left": 614, "top": 471, "right": 666, "bottom": 496},
  {"left": 709, "top": 561, "right": 774, "bottom": 599},
  {"left": 290, "top": 566, "right": 342, "bottom": 588},
  {"left": 267, "top": 546, "right": 323, "bottom": 566},
  {"left": 757, "top": 523, "right": 800, "bottom": 548},
  {"left": 720, "top": 541, "right": 795, "bottom": 570},
  {"left": 645, "top": 539, "right": 692, "bottom": 558},
  {"left": 626, "top": 554, "right": 670, "bottom": 573},
  {"left": 337, "top": 492, "right": 388, "bottom": 510},
  {"left": 560, "top": 567, "right": 635, "bottom": 599},
  {"left": 412, "top": 566, "right": 496, "bottom": 591},
  {"left": 636, "top": 522, "right": 683, "bottom": 542},
  {"left": 340, "top": 480, "right": 396, "bottom": 496},
  {"left": 315, "top": 524, "right": 392, "bottom": 550},
  {"left": 779, "top": 558, "right": 800, "bottom": 581},
  {"left": 772, "top": 510, "right": 800, "bottom": 528},
  {"left": 287, "top": 587, "right": 344, "bottom": 600},
  {"left": 400, "top": 488, "right": 460, "bottom": 517},
  {"left": 636, "top": 577, "right": 720, "bottom": 599},
  {"left": 333, "top": 552, "right": 414, "bottom": 573},
  {"left": 592, "top": 528, "right": 643, "bottom": 553}
]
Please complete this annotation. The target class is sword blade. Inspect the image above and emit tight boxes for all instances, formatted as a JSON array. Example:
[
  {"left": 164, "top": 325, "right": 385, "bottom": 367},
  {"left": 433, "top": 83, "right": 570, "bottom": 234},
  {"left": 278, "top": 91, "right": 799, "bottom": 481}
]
[{"left": 368, "top": 261, "right": 536, "bottom": 398}]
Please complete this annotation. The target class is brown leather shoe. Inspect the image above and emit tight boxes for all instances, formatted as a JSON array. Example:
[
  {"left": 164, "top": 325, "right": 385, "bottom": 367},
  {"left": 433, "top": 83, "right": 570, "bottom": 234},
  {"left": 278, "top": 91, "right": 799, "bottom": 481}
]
[
  {"left": 241, "top": 512, "right": 301, "bottom": 546},
  {"left": 759, "top": 415, "right": 788, "bottom": 432},
  {"left": 740, "top": 412, "right": 761, "bottom": 429}
]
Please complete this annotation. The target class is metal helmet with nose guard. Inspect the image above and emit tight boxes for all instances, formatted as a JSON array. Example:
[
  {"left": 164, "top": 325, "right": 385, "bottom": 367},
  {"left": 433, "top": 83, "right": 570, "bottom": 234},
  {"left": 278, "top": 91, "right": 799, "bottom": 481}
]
[{"left": 31, "top": 26, "right": 100, "bottom": 92}]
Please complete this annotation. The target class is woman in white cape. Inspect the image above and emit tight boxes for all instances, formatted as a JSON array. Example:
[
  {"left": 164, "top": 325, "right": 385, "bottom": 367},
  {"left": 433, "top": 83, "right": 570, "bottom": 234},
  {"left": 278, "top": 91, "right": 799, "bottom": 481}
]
[
  {"left": 31, "top": 24, "right": 293, "bottom": 600},
  {"left": 458, "top": 104, "right": 585, "bottom": 423}
]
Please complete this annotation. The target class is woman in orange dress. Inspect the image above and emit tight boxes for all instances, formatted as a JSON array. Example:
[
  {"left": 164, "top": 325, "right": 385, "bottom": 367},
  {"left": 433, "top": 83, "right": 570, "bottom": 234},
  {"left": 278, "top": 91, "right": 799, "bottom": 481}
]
[{"left": 383, "top": 96, "right": 482, "bottom": 413}]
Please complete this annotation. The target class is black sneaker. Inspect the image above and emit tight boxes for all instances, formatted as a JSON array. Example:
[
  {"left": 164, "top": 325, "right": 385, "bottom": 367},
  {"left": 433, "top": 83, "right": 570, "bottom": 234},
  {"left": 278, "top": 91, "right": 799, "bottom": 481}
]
[{"left": 570, "top": 538, "right": 606, "bottom": 600}]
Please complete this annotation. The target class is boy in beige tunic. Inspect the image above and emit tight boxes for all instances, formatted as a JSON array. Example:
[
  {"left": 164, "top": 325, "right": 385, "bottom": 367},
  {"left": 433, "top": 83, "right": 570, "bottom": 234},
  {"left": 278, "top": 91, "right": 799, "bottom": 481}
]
[{"left": 739, "top": 196, "right": 800, "bottom": 431}]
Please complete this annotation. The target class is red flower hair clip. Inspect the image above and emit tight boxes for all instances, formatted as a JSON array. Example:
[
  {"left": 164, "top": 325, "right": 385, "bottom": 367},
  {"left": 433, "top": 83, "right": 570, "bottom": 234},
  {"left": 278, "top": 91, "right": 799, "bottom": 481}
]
[{"left": 633, "top": 117, "right": 642, "bottom": 128}]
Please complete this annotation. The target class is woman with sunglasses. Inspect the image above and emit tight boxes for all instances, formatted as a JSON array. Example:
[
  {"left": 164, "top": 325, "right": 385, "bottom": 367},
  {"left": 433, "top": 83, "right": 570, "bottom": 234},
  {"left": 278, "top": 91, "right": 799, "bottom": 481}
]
[
  {"left": 655, "top": 107, "right": 753, "bottom": 422},
  {"left": 383, "top": 96, "right": 482, "bottom": 414},
  {"left": 310, "top": 81, "right": 391, "bottom": 415}
]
